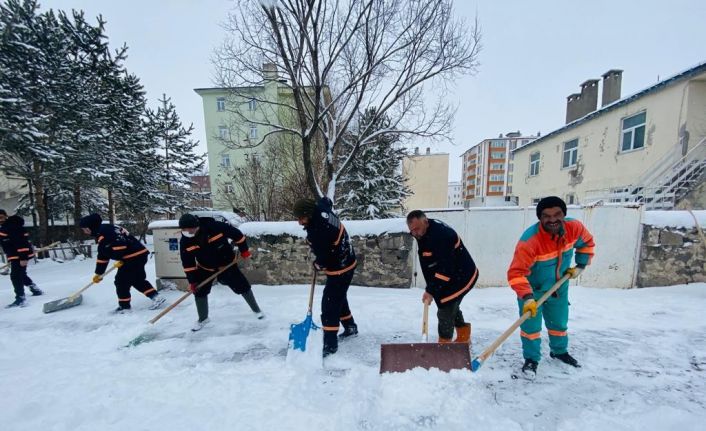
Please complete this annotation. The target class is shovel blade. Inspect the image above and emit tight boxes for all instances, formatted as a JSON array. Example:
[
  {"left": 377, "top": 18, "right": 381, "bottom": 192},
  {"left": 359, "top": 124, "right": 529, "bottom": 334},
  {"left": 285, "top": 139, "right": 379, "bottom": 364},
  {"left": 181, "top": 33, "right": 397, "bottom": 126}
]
[
  {"left": 288, "top": 314, "right": 319, "bottom": 352},
  {"left": 380, "top": 342, "right": 472, "bottom": 374},
  {"left": 43, "top": 294, "right": 83, "bottom": 314}
]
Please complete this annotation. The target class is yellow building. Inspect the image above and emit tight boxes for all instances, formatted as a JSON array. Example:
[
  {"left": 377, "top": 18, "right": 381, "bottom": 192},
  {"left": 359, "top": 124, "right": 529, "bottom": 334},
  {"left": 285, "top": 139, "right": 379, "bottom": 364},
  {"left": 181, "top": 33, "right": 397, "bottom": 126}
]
[
  {"left": 402, "top": 147, "right": 449, "bottom": 211},
  {"left": 513, "top": 63, "right": 706, "bottom": 209}
]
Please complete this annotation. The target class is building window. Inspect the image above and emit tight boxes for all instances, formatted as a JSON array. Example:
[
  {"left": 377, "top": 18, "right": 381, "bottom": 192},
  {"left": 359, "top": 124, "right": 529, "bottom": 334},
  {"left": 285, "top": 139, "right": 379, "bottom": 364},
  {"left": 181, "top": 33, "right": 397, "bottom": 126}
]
[
  {"left": 216, "top": 97, "right": 225, "bottom": 112},
  {"left": 220, "top": 154, "right": 230, "bottom": 168},
  {"left": 218, "top": 126, "right": 230, "bottom": 140},
  {"left": 620, "top": 111, "right": 646, "bottom": 152},
  {"left": 489, "top": 185, "right": 504, "bottom": 192},
  {"left": 249, "top": 125, "right": 258, "bottom": 139},
  {"left": 490, "top": 174, "right": 504, "bottom": 181},
  {"left": 491, "top": 140, "right": 505, "bottom": 148},
  {"left": 225, "top": 184, "right": 234, "bottom": 193},
  {"left": 529, "top": 152, "right": 540, "bottom": 176},
  {"left": 562, "top": 139, "right": 579, "bottom": 168},
  {"left": 491, "top": 151, "right": 505, "bottom": 159},
  {"left": 532, "top": 197, "right": 541, "bottom": 205},
  {"left": 248, "top": 98, "right": 257, "bottom": 111},
  {"left": 491, "top": 163, "right": 504, "bottom": 170},
  {"left": 566, "top": 193, "right": 576, "bottom": 205}
]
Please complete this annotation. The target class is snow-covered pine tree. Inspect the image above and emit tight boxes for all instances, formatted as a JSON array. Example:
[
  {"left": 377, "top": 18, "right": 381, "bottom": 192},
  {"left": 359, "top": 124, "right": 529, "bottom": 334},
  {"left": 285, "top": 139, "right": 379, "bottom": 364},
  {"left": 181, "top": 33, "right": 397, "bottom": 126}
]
[
  {"left": 144, "top": 94, "right": 206, "bottom": 218},
  {"left": 336, "top": 108, "right": 411, "bottom": 219}
]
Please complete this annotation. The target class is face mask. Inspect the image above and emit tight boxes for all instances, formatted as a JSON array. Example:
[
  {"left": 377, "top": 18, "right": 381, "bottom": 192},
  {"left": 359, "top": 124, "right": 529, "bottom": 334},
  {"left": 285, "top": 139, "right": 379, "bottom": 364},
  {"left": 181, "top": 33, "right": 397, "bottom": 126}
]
[{"left": 182, "top": 230, "right": 195, "bottom": 238}]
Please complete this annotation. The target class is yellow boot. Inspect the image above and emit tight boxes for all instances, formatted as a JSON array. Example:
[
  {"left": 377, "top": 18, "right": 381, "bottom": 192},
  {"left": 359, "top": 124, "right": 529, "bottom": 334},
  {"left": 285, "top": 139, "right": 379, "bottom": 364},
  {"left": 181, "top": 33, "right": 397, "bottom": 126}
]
[{"left": 454, "top": 323, "right": 471, "bottom": 344}]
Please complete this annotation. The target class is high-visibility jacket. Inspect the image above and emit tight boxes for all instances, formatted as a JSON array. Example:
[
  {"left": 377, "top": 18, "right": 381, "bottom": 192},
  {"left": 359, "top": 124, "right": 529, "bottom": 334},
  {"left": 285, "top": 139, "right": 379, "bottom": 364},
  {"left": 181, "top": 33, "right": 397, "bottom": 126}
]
[{"left": 508, "top": 218, "right": 595, "bottom": 299}]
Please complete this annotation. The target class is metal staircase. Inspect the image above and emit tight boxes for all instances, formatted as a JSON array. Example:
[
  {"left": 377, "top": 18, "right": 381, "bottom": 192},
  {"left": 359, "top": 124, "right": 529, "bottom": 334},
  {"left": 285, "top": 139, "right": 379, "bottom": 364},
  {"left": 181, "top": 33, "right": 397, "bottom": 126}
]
[{"left": 585, "top": 138, "right": 706, "bottom": 209}]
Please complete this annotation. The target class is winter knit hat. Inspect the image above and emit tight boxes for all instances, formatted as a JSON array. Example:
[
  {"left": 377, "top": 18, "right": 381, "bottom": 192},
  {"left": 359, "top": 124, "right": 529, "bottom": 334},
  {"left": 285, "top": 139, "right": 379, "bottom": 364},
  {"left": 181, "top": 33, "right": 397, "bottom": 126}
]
[
  {"left": 293, "top": 199, "right": 316, "bottom": 218},
  {"left": 0, "top": 209, "right": 7, "bottom": 216},
  {"left": 178, "top": 213, "right": 200, "bottom": 229},
  {"left": 536, "top": 196, "right": 567, "bottom": 219},
  {"left": 79, "top": 213, "right": 102, "bottom": 234}
]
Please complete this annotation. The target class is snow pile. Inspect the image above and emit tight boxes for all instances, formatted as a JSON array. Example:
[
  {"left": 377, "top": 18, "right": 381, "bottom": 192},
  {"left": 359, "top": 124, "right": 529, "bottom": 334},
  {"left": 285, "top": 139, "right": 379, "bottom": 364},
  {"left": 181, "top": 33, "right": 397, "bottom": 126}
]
[
  {"left": 1, "top": 258, "right": 705, "bottom": 430},
  {"left": 643, "top": 210, "right": 706, "bottom": 228},
  {"left": 240, "top": 218, "right": 408, "bottom": 238}
]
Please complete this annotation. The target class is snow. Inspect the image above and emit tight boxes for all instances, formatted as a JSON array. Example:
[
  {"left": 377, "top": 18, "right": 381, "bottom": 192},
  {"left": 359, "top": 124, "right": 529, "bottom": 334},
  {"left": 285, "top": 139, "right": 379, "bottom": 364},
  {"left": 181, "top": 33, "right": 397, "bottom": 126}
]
[
  {"left": 239, "top": 218, "right": 409, "bottom": 238},
  {"left": 643, "top": 210, "right": 706, "bottom": 228},
  {"left": 2, "top": 257, "right": 705, "bottom": 430}
]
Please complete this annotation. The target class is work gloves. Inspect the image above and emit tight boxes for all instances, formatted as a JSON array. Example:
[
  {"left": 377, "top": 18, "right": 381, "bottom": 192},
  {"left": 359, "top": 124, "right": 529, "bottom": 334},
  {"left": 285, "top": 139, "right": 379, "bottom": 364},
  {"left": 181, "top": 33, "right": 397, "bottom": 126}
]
[
  {"left": 240, "top": 250, "right": 251, "bottom": 259},
  {"left": 522, "top": 298, "right": 537, "bottom": 318},
  {"left": 564, "top": 264, "right": 585, "bottom": 279},
  {"left": 188, "top": 283, "right": 198, "bottom": 294},
  {"left": 92, "top": 274, "right": 103, "bottom": 284},
  {"left": 114, "top": 260, "right": 124, "bottom": 268}
]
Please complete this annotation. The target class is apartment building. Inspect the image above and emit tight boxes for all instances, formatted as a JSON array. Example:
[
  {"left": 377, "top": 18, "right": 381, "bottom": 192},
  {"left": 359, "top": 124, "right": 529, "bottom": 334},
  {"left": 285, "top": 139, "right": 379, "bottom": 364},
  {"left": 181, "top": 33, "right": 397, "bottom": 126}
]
[
  {"left": 402, "top": 147, "right": 449, "bottom": 211},
  {"left": 460, "top": 131, "right": 537, "bottom": 207},
  {"left": 447, "top": 181, "right": 463, "bottom": 208}
]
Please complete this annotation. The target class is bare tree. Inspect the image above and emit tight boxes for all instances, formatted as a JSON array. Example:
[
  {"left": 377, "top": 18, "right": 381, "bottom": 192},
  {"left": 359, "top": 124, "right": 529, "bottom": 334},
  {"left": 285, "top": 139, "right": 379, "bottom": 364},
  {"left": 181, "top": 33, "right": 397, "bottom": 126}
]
[{"left": 214, "top": 0, "right": 481, "bottom": 200}]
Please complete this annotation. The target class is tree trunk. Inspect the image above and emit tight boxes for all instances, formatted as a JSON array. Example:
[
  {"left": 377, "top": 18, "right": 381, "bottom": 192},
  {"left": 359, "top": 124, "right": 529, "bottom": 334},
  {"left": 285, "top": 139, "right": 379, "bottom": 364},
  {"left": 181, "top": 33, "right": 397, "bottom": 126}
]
[
  {"left": 72, "top": 183, "right": 81, "bottom": 238},
  {"left": 107, "top": 189, "right": 115, "bottom": 224},
  {"left": 32, "top": 160, "right": 50, "bottom": 246}
]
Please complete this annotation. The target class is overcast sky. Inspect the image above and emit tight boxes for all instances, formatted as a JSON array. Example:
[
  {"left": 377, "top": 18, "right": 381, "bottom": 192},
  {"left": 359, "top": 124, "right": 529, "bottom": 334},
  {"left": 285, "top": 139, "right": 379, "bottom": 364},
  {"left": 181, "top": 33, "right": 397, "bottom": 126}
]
[{"left": 41, "top": 0, "right": 706, "bottom": 181}]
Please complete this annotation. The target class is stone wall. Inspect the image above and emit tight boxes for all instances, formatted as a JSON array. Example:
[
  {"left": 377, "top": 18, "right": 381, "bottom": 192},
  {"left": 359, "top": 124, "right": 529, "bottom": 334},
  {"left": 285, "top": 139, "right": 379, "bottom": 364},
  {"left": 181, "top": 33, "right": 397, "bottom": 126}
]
[
  {"left": 638, "top": 224, "right": 706, "bottom": 287},
  {"left": 676, "top": 179, "right": 706, "bottom": 211},
  {"left": 238, "top": 232, "right": 413, "bottom": 288}
]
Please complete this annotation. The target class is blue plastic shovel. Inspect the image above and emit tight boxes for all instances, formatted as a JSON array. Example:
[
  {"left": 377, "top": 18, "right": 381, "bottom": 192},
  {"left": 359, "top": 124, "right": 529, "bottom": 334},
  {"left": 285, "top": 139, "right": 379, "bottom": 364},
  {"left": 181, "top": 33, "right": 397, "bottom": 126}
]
[{"left": 288, "top": 270, "right": 319, "bottom": 352}]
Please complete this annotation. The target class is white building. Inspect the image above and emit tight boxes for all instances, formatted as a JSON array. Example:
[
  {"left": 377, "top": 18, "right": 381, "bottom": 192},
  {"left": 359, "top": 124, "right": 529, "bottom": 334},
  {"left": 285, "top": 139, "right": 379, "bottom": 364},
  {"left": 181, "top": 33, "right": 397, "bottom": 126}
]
[
  {"left": 447, "top": 181, "right": 462, "bottom": 208},
  {"left": 512, "top": 63, "right": 706, "bottom": 209}
]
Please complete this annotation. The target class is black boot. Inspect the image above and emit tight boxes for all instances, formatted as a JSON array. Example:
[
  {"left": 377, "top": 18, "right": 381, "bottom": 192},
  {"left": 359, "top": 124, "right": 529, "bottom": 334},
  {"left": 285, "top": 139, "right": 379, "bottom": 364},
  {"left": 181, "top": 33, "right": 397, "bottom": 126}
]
[
  {"left": 323, "top": 331, "right": 338, "bottom": 357},
  {"left": 339, "top": 323, "right": 358, "bottom": 340},
  {"left": 522, "top": 358, "right": 538, "bottom": 375},
  {"left": 550, "top": 352, "right": 581, "bottom": 367},
  {"left": 195, "top": 296, "right": 209, "bottom": 322},
  {"left": 241, "top": 289, "right": 263, "bottom": 317},
  {"left": 6, "top": 296, "right": 26, "bottom": 308},
  {"left": 28, "top": 283, "right": 43, "bottom": 296}
]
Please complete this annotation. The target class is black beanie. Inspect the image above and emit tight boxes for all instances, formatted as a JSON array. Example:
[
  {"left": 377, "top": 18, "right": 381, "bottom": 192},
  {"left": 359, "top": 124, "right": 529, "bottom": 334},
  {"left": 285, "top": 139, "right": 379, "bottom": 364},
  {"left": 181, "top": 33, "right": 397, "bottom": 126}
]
[
  {"left": 536, "top": 196, "right": 567, "bottom": 219},
  {"left": 293, "top": 199, "right": 316, "bottom": 218},
  {"left": 179, "top": 213, "right": 200, "bottom": 229},
  {"left": 79, "top": 213, "right": 102, "bottom": 233}
]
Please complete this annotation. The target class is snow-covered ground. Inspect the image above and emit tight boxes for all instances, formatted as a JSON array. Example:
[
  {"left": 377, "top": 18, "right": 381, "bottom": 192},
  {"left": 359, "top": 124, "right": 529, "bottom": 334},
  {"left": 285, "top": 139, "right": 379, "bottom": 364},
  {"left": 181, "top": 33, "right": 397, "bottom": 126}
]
[{"left": 1, "top": 256, "right": 705, "bottom": 431}]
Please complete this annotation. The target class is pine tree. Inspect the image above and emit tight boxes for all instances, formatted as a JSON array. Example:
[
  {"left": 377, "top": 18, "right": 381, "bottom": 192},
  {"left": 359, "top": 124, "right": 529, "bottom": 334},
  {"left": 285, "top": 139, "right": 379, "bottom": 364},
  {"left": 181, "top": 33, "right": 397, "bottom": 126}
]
[
  {"left": 144, "top": 94, "right": 205, "bottom": 218},
  {"left": 336, "top": 108, "right": 411, "bottom": 219}
]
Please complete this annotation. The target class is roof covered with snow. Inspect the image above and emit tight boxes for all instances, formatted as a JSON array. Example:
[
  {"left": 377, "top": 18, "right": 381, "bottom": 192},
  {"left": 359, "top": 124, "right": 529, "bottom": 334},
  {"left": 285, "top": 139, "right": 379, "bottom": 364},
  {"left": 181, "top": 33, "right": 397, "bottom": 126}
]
[{"left": 515, "top": 61, "right": 706, "bottom": 153}]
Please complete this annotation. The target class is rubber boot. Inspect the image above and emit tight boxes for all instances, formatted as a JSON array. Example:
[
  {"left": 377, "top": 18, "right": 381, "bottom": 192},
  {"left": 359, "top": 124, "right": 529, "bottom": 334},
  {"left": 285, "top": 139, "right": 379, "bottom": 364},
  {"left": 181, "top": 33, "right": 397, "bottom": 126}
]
[
  {"left": 454, "top": 323, "right": 471, "bottom": 343},
  {"left": 323, "top": 331, "right": 338, "bottom": 357},
  {"left": 195, "top": 295, "right": 209, "bottom": 322},
  {"left": 241, "top": 289, "right": 261, "bottom": 313}
]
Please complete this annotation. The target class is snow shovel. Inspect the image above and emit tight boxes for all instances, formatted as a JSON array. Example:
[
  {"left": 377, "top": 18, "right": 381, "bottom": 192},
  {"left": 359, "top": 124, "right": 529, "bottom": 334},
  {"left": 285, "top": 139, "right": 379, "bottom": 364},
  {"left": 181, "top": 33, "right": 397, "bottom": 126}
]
[
  {"left": 470, "top": 270, "right": 578, "bottom": 372},
  {"left": 42, "top": 261, "right": 120, "bottom": 314},
  {"left": 125, "top": 257, "right": 239, "bottom": 347},
  {"left": 1, "top": 241, "right": 60, "bottom": 274},
  {"left": 380, "top": 301, "right": 472, "bottom": 374},
  {"left": 288, "top": 270, "right": 319, "bottom": 352}
]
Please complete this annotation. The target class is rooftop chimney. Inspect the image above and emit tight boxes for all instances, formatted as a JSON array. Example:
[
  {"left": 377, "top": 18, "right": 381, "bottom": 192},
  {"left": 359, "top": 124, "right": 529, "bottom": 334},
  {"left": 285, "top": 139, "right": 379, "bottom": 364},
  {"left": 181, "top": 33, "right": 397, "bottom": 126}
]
[
  {"left": 565, "top": 78, "right": 599, "bottom": 123},
  {"left": 262, "top": 62, "right": 278, "bottom": 82},
  {"left": 601, "top": 69, "right": 623, "bottom": 107}
]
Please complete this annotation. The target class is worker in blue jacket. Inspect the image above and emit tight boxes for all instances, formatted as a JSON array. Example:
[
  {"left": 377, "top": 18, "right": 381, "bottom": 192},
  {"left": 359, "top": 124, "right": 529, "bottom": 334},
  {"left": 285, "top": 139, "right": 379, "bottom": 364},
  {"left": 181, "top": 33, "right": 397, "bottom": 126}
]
[
  {"left": 80, "top": 213, "right": 165, "bottom": 313},
  {"left": 1, "top": 211, "right": 43, "bottom": 307},
  {"left": 293, "top": 197, "right": 358, "bottom": 357},
  {"left": 178, "top": 214, "right": 263, "bottom": 332}
]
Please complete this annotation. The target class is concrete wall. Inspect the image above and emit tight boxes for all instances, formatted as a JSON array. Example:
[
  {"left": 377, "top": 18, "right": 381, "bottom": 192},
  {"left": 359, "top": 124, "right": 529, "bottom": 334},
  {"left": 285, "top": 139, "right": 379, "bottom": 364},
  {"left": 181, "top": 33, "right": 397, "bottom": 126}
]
[{"left": 513, "top": 72, "right": 706, "bottom": 206}]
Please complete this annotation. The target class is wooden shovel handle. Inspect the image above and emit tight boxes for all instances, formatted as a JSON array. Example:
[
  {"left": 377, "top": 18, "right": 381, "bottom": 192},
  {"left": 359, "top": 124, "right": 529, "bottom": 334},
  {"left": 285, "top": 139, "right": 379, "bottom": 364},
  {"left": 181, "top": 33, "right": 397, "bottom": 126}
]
[
  {"left": 0, "top": 242, "right": 60, "bottom": 271},
  {"left": 148, "top": 256, "right": 239, "bottom": 325},
  {"left": 476, "top": 271, "right": 578, "bottom": 364},
  {"left": 422, "top": 301, "right": 429, "bottom": 342},
  {"left": 306, "top": 269, "right": 317, "bottom": 314},
  {"left": 68, "top": 262, "right": 120, "bottom": 301}
]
